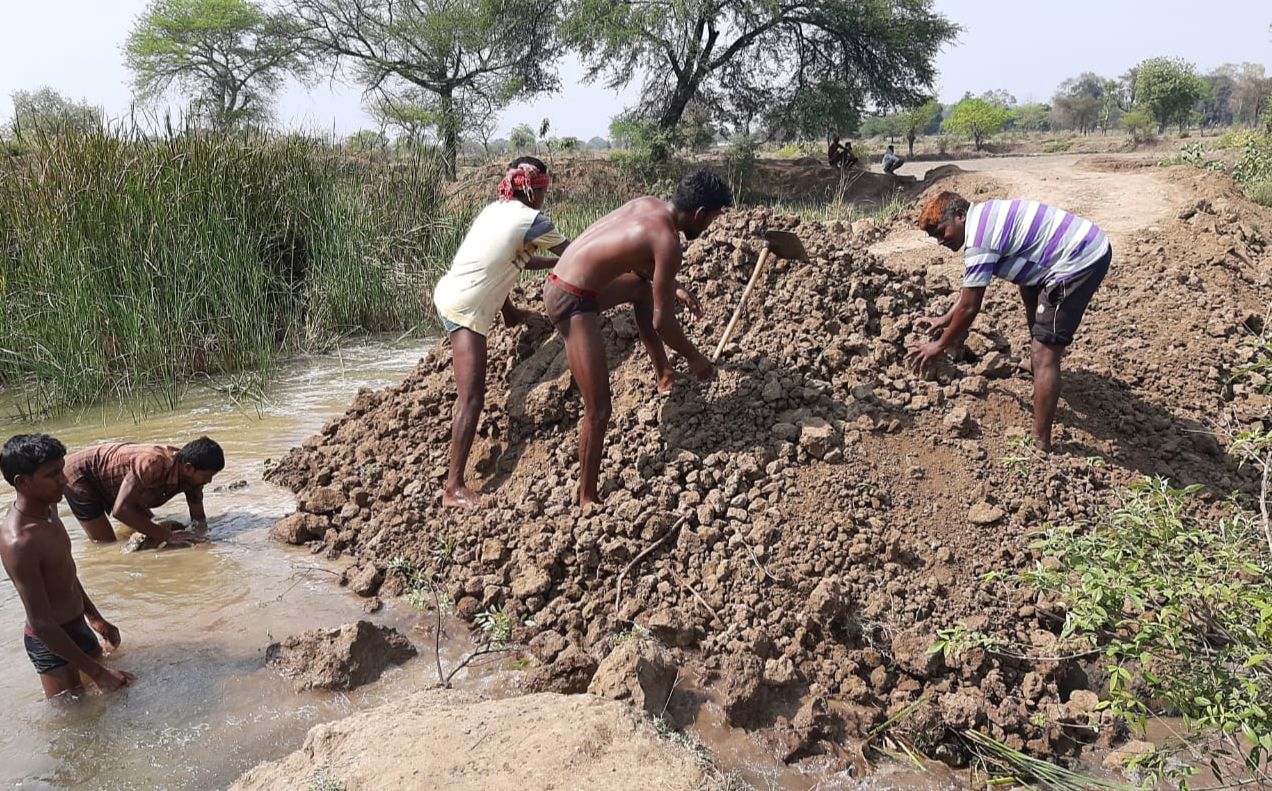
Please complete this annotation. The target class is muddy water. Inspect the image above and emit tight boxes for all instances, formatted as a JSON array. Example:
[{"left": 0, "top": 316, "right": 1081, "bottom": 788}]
[{"left": 0, "top": 338, "right": 471, "bottom": 791}]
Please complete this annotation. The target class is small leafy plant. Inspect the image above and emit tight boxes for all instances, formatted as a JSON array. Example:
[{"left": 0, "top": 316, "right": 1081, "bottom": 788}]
[{"left": 389, "top": 534, "right": 524, "bottom": 687}]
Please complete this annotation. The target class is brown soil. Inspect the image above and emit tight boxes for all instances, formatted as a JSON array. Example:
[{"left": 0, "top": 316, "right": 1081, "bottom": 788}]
[
  {"left": 263, "top": 159, "right": 1272, "bottom": 769},
  {"left": 228, "top": 690, "right": 706, "bottom": 791}
]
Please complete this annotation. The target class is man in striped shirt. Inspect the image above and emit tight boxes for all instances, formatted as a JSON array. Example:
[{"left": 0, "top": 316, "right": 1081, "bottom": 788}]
[{"left": 907, "top": 191, "right": 1112, "bottom": 452}]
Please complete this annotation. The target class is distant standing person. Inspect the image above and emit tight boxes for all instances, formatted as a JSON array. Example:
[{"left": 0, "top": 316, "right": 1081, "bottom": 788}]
[
  {"left": 906, "top": 126, "right": 917, "bottom": 158},
  {"left": 882, "top": 145, "right": 905, "bottom": 174},
  {"left": 907, "top": 192, "right": 1112, "bottom": 452},
  {"left": 547, "top": 170, "right": 731, "bottom": 506},
  {"left": 2, "top": 434, "right": 135, "bottom": 698},
  {"left": 63, "top": 437, "right": 224, "bottom": 545},
  {"left": 432, "top": 157, "right": 569, "bottom": 508}
]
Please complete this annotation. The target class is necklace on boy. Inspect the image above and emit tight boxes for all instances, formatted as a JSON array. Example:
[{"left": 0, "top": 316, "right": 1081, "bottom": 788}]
[{"left": 11, "top": 505, "right": 56, "bottom": 523}]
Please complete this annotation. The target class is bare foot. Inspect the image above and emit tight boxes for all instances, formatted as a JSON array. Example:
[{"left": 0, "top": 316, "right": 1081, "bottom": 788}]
[
  {"left": 442, "top": 485, "right": 481, "bottom": 509},
  {"left": 656, "top": 371, "right": 677, "bottom": 394}
]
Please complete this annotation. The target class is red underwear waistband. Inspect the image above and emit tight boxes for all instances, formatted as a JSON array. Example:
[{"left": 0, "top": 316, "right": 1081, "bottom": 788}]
[{"left": 547, "top": 272, "right": 600, "bottom": 302}]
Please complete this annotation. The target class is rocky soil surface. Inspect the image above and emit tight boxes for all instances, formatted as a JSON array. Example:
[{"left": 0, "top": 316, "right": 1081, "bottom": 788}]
[{"left": 262, "top": 161, "right": 1272, "bottom": 768}]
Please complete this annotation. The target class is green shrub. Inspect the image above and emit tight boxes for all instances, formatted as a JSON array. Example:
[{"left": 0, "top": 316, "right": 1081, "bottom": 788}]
[
  {"left": 1247, "top": 180, "right": 1272, "bottom": 207},
  {"left": 1121, "top": 109, "right": 1157, "bottom": 145},
  {"left": 1023, "top": 479, "right": 1272, "bottom": 784}
]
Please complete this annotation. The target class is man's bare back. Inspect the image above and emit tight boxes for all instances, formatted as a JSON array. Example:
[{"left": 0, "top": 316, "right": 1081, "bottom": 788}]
[{"left": 551, "top": 197, "right": 679, "bottom": 291}]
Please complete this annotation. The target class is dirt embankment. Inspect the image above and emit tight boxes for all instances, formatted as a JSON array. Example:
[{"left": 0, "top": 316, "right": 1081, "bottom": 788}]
[
  {"left": 229, "top": 690, "right": 707, "bottom": 791},
  {"left": 262, "top": 162, "right": 1272, "bottom": 768}
]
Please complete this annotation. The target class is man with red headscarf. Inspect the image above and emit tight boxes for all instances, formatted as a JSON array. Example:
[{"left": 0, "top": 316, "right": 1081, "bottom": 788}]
[{"left": 433, "top": 156, "right": 569, "bottom": 508}]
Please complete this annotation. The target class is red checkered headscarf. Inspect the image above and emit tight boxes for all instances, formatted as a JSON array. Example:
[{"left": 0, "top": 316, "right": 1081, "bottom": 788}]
[{"left": 498, "top": 163, "right": 552, "bottom": 201}]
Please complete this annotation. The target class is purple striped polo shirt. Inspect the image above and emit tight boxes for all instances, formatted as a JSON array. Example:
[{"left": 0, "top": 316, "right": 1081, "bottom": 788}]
[{"left": 963, "top": 200, "right": 1110, "bottom": 288}]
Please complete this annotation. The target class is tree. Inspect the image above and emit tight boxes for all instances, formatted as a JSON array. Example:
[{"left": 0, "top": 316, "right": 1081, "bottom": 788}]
[
  {"left": 977, "top": 88, "right": 1016, "bottom": 109},
  {"left": 585, "top": 136, "right": 609, "bottom": 150},
  {"left": 563, "top": 0, "right": 958, "bottom": 160},
  {"left": 124, "top": 0, "right": 307, "bottom": 132},
  {"left": 1051, "top": 72, "right": 1106, "bottom": 134},
  {"left": 1200, "top": 69, "right": 1237, "bottom": 127},
  {"left": 1012, "top": 103, "right": 1050, "bottom": 132},
  {"left": 942, "top": 96, "right": 1012, "bottom": 150},
  {"left": 904, "top": 100, "right": 940, "bottom": 135},
  {"left": 290, "top": 0, "right": 561, "bottom": 180},
  {"left": 1133, "top": 57, "right": 1208, "bottom": 133},
  {"left": 1217, "top": 63, "right": 1272, "bottom": 127},
  {"left": 509, "top": 123, "right": 536, "bottom": 152},
  {"left": 345, "top": 129, "right": 386, "bottom": 152},
  {"left": 7, "top": 87, "right": 104, "bottom": 137}
]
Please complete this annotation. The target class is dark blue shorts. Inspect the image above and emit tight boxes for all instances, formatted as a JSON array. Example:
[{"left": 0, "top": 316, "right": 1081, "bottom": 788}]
[{"left": 24, "top": 616, "right": 101, "bottom": 674}]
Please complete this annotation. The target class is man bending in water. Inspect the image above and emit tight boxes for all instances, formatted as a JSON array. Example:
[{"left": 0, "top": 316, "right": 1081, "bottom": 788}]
[
  {"left": 546, "top": 169, "right": 731, "bottom": 506},
  {"left": 1, "top": 434, "right": 134, "bottom": 697}
]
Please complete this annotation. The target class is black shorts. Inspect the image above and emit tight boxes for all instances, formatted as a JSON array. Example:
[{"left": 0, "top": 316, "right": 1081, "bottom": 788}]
[
  {"left": 1026, "top": 244, "right": 1112, "bottom": 346},
  {"left": 544, "top": 273, "right": 600, "bottom": 326},
  {"left": 63, "top": 487, "right": 107, "bottom": 521},
  {"left": 24, "top": 616, "right": 101, "bottom": 674}
]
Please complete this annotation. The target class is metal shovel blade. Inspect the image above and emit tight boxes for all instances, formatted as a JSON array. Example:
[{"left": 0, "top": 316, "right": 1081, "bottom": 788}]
[{"left": 763, "top": 229, "right": 808, "bottom": 261}]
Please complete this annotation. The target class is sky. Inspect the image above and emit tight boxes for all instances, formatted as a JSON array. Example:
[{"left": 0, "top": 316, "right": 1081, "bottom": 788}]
[{"left": 0, "top": 1, "right": 1268, "bottom": 141}]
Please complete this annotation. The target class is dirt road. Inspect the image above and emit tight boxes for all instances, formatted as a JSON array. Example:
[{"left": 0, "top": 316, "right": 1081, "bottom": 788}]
[{"left": 873, "top": 153, "right": 1176, "bottom": 269}]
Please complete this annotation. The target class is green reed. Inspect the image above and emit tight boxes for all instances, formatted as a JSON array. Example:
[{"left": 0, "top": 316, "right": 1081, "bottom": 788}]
[{"left": 0, "top": 131, "right": 453, "bottom": 417}]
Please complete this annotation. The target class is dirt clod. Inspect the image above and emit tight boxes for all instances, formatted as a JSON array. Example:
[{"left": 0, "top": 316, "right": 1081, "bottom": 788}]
[{"left": 265, "top": 620, "right": 416, "bottom": 691}]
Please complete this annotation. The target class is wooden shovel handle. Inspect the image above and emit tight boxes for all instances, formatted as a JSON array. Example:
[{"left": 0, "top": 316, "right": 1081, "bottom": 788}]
[{"left": 713, "top": 244, "right": 774, "bottom": 363}]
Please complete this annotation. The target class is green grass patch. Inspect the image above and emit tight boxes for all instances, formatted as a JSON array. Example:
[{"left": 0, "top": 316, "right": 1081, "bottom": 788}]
[{"left": 0, "top": 131, "right": 452, "bottom": 416}]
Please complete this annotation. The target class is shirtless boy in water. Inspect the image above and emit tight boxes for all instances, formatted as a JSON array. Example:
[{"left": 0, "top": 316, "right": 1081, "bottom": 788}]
[
  {"left": 545, "top": 169, "right": 732, "bottom": 506},
  {"left": 1, "top": 434, "right": 134, "bottom": 697}
]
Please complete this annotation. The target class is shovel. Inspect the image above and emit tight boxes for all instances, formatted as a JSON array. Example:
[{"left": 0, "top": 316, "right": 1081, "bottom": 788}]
[{"left": 712, "top": 229, "right": 808, "bottom": 362}]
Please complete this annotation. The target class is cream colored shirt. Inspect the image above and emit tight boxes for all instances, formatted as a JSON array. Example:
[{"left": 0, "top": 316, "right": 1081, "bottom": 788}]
[{"left": 433, "top": 200, "right": 565, "bottom": 334}]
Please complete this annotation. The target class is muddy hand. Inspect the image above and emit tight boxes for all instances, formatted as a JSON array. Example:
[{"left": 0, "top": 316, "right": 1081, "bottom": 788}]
[
  {"left": 92, "top": 667, "right": 135, "bottom": 693},
  {"left": 906, "top": 341, "right": 944, "bottom": 374},
  {"left": 165, "top": 530, "right": 208, "bottom": 548},
  {"left": 676, "top": 287, "right": 704, "bottom": 319},
  {"left": 90, "top": 618, "right": 121, "bottom": 652},
  {"left": 689, "top": 354, "right": 714, "bottom": 382},
  {"left": 914, "top": 315, "right": 950, "bottom": 338}
]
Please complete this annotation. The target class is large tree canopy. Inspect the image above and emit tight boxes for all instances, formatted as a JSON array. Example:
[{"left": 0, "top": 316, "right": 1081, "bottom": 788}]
[
  {"left": 289, "top": 0, "right": 560, "bottom": 179},
  {"left": 1133, "top": 57, "right": 1208, "bottom": 133},
  {"left": 1051, "top": 72, "right": 1107, "bottom": 134},
  {"left": 563, "top": 0, "right": 958, "bottom": 153},
  {"left": 124, "top": 0, "right": 308, "bottom": 131}
]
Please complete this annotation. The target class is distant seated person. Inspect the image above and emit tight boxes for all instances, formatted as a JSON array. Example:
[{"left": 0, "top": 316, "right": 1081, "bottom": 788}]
[
  {"left": 827, "top": 134, "right": 859, "bottom": 169},
  {"left": 63, "top": 437, "right": 224, "bottom": 547},
  {"left": 882, "top": 145, "right": 905, "bottom": 174},
  {"left": 827, "top": 134, "right": 845, "bottom": 168}
]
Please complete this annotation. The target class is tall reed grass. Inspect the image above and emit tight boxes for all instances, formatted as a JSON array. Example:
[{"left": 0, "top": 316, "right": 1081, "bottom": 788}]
[{"left": 0, "top": 131, "right": 453, "bottom": 416}]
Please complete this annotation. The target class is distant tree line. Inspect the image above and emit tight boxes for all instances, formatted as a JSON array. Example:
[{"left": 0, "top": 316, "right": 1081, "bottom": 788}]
[
  {"left": 861, "top": 56, "right": 1272, "bottom": 152},
  {"left": 6, "top": 3, "right": 1270, "bottom": 170},
  {"left": 5, "top": 0, "right": 960, "bottom": 177}
]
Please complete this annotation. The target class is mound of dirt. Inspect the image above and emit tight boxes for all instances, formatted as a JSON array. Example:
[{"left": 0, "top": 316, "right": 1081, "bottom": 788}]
[
  {"left": 228, "top": 690, "right": 706, "bottom": 791},
  {"left": 264, "top": 172, "right": 1272, "bottom": 766}
]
